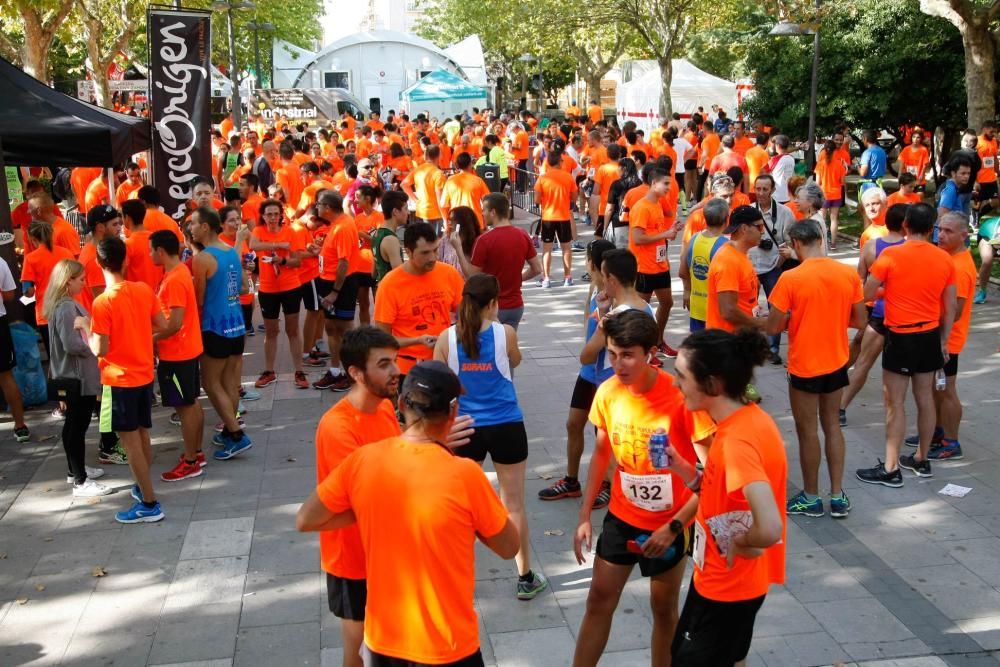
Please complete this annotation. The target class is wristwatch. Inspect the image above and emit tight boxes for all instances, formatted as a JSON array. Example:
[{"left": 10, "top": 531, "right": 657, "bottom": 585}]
[{"left": 669, "top": 518, "right": 684, "bottom": 535}]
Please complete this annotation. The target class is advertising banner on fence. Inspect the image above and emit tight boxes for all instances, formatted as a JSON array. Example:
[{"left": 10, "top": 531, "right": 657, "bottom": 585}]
[
  {"left": 251, "top": 89, "right": 347, "bottom": 124},
  {"left": 147, "top": 7, "right": 212, "bottom": 222}
]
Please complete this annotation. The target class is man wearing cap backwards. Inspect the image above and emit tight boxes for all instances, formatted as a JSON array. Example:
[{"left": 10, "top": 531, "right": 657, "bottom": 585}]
[{"left": 298, "top": 360, "right": 519, "bottom": 667}]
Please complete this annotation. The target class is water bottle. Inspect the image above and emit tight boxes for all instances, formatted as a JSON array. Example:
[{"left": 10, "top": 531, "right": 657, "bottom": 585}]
[
  {"left": 635, "top": 534, "right": 677, "bottom": 561},
  {"left": 648, "top": 428, "right": 671, "bottom": 470},
  {"left": 935, "top": 369, "right": 946, "bottom": 391}
]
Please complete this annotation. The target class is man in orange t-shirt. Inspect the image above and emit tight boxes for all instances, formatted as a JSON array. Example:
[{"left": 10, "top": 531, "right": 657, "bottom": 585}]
[
  {"left": 84, "top": 173, "right": 111, "bottom": 213},
  {"left": 897, "top": 130, "right": 930, "bottom": 187},
  {"left": 275, "top": 143, "right": 305, "bottom": 210},
  {"left": 698, "top": 123, "right": 721, "bottom": 199},
  {"left": 768, "top": 220, "right": 865, "bottom": 518},
  {"left": 857, "top": 203, "right": 956, "bottom": 487},
  {"left": 121, "top": 200, "right": 163, "bottom": 291},
  {"left": 26, "top": 192, "right": 80, "bottom": 256},
  {"left": 373, "top": 223, "right": 463, "bottom": 376},
  {"left": 511, "top": 123, "right": 531, "bottom": 192},
  {"left": 401, "top": 144, "right": 447, "bottom": 229},
  {"left": 534, "top": 152, "right": 579, "bottom": 286},
  {"left": 297, "top": 361, "right": 517, "bottom": 667},
  {"left": 71, "top": 167, "right": 103, "bottom": 213},
  {"left": 887, "top": 173, "right": 921, "bottom": 208},
  {"left": 744, "top": 134, "right": 770, "bottom": 190},
  {"left": 440, "top": 152, "right": 491, "bottom": 229},
  {"left": 135, "top": 186, "right": 184, "bottom": 244},
  {"left": 705, "top": 206, "right": 766, "bottom": 333},
  {"left": 88, "top": 236, "right": 168, "bottom": 523},
  {"left": 976, "top": 121, "right": 999, "bottom": 211},
  {"left": 115, "top": 162, "right": 144, "bottom": 206},
  {"left": 237, "top": 174, "right": 265, "bottom": 225},
  {"left": 150, "top": 231, "right": 206, "bottom": 482}
]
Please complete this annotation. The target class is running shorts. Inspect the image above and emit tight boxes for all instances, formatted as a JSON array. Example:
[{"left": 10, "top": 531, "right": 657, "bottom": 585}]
[
  {"left": 258, "top": 289, "right": 301, "bottom": 320},
  {"left": 883, "top": 328, "right": 943, "bottom": 376},
  {"left": 326, "top": 574, "right": 366, "bottom": 621},
  {"left": 540, "top": 220, "right": 572, "bottom": 244},
  {"left": 596, "top": 511, "right": 690, "bottom": 577},
  {"left": 788, "top": 364, "right": 849, "bottom": 394},
  {"left": 671, "top": 577, "right": 766, "bottom": 665},
  {"left": 635, "top": 270, "right": 671, "bottom": 293},
  {"left": 101, "top": 383, "right": 153, "bottom": 433},
  {"left": 157, "top": 358, "right": 201, "bottom": 407},
  {"left": 569, "top": 374, "right": 598, "bottom": 411},
  {"left": 202, "top": 330, "right": 246, "bottom": 359},
  {"left": 453, "top": 421, "right": 528, "bottom": 465}
]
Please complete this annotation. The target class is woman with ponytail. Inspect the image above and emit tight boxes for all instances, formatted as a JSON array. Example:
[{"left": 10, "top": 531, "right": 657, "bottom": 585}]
[
  {"left": 22, "top": 220, "right": 75, "bottom": 356},
  {"left": 667, "top": 327, "right": 788, "bottom": 665},
  {"left": 433, "top": 273, "right": 547, "bottom": 600}
]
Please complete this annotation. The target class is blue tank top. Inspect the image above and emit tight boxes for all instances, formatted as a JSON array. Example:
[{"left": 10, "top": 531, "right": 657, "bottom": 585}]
[
  {"left": 446, "top": 322, "right": 523, "bottom": 426},
  {"left": 871, "top": 237, "right": 905, "bottom": 319},
  {"left": 201, "top": 246, "right": 245, "bottom": 338}
]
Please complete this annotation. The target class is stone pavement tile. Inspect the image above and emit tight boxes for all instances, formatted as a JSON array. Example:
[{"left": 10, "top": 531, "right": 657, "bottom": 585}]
[
  {"left": 233, "top": 621, "right": 320, "bottom": 666},
  {"left": 0, "top": 636, "right": 64, "bottom": 667},
  {"left": 558, "top": 588, "right": 652, "bottom": 653},
  {"left": 597, "top": 648, "right": 652, "bottom": 666},
  {"left": 62, "top": 630, "right": 155, "bottom": 666},
  {"left": 150, "top": 660, "right": 233, "bottom": 667},
  {"left": 753, "top": 588, "right": 824, "bottom": 637},
  {"left": 783, "top": 548, "right": 872, "bottom": 603},
  {"left": 248, "top": 527, "right": 319, "bottom": 576},
  {"left": 259, "top": 466, "right": 315, "bottom": 499},
  {"left": 935, "top": 475, "right": 1000, "bottom": 517},
  {"left": 321, "top": 647, "right": 344, "bottom": 667},
  {"left": 898, "top": 564, "right": 1000, "bottom": 621},
  {"left": 784, "top": 519, "right": 822, "bottom": 553},
  {"left": 946, "top": 537, "right": 1000, "bottom": 583},
  {"left": 477, "top": 577, "right": 566, "bottom": 634},
  {"left": 147, "top": 602, "right": 241, "bottom": 665},
  {"left": 806, "top": 598, "right": 915, "bottom": 645},
  {"left": 845, "top": 519, "right": 957, "bottom": 569},
  {"left": 489, "top": 626, "right": 576, "bottom": 667},
  {"left": 263, "top": 439, "right": 316, "bottom": 470},
  {"left": 179, "top": 517, "right": 254, "bottom": 560},
  {"left": 240, "top": 572, "right": 320, "bottom": 627},
  {"left": 750, "top": 630, "right": 849, "bottom": 666},
  {"left": 840, "top": 637, "right": 933, "bottom": 662},
  {"left": 30, "top": 527, "right": 119, "bottom": 575},
  {"left": 956, "top": 617, "right": 1000, "bottom": 651},
  {"left": 474, "top": 600, "right": 496, "bottom": 664},
  {"left": 0, "top": 550, "right": 39, "bottom": 600},
  {"left": 894, "top": 498, "right": 994, "bottom": 542},
  {"left": 163, "top": 556, "right": 249, "bottom": 609}
]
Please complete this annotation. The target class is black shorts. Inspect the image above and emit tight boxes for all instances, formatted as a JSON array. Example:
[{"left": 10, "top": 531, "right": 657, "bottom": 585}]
[
  {"left": 569, "top": 374, "right": 598, "bottom": 411},
  {"left": 789, "top": 364, "right": 849, "bottom": 394},
  {"left": 101, "top": 383, "right": 153, "bottom": 433},
  {"left": 258, "top": 289, "right": 301, "bottom": 320},
  {"left": 868, "top": 314, "right": 888, "bottom": 337},
  {"left": 671, "top": 577, "right": 766, "bottom": 665},
  {"left": 317, "top": 275, "right": 360, "bottom": 321},
  {"left": 883, "top": 328, "right": 943, "bottom": 376},
  {"left": 300, "top": 277, "right": 321, "bottom": 311},
  {"left": 362, "top": 646, "right": 484, "bottom": 667},
  {"left": 635, "top": 270, "right": 671, "bottom": 294},
  {"left": 355, "top": 272, "right": 376, "bottom": 289},
  {"left": 541, "top": 220, "right": 572, "bottom": 244},
  {"left": 980, "top": 181, "right": 999, "bottom": 201},
  {"left": 202, "top": 330, "right": 246, "bottom": 359},
  {"left": 0, "top": 316, "right": 14, "bottom": 373},
  {"left": 596, "top": 511, "right": 690, "bottom": 577},
  {"left": 943, "top": 352, "right": 959, "bottom": 377},
  {"left": 326, "top": 573, "right": 366, "bottom": 621},
  {"left": 684, "top": 159, "right": 698, "bottom": 171},
  {"left": 157, "top": 358, "right": 201, "bottom": 407},
  {"left": 453, "top": 421, "right": 528, "bottom": 465}
]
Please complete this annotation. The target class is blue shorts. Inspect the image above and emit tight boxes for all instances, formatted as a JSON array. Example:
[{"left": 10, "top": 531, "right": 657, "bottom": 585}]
[{"left": 689, "top": 318, "right": 706, "bottom": 332}]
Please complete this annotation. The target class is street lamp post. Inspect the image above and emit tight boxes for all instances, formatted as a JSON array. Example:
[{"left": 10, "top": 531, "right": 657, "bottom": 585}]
[
  {"left": 769, "top": 0, "right": 822, "bottom": 172},
  {"left": 212, "top": 0, "right": 255, "bottom": 133},
  {"left": 246, "top": 20, "right": 274, "bottom": 88}
]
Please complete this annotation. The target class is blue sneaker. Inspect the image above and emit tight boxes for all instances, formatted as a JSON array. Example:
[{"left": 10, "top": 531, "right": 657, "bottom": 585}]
[
  {"left": 927, "top": 439, "right": 964, "bottom": 461},
  {"left": 905, "top": 427, "right": 943, "bottom": 448},
  {"left": 130, "top": 483, "right": 143, "bottom": 502},
  {"left": 786, "top": 491, "right": 824, "bottom": 517},
  {"left": 829, "top": 492, "right": 851, "bottom": 518},
  {"left": 213, "top": 434, "right": 252, "bottom": 460},
  {"left": 211, "top": 432, "right": 228, "bottom": 447},
  {"left": 115, "top": 500, "right": 164, "bottom": 524},
  {"left": 240, "top": 387, "right": 262, "bottom": 402},
  {"left": 973, "top": 287, "right": 987, "bottom": 304}
]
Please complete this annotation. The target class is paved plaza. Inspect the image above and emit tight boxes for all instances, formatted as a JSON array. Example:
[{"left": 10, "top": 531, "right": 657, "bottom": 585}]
[{"left": 2, "top": 217, "right": 1000, "bottom": 666}]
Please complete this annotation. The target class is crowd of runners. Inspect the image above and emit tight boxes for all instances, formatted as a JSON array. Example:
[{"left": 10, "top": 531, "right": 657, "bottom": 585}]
[{"left": 1, "top": 100, "right": 993, "bottom": 666}]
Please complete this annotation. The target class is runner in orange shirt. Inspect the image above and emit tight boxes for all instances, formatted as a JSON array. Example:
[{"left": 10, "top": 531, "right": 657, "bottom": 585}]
[
  {"left": 238, "top": 174, "right": 265, "bottom": 226},
  {"left": 976, "top": 121, "right": 999, "bottom": 212},
  {"left": 767, "top": 220, "right": 865, "bottom": 518},
  {"left": 440, "top": 152, "right": 491, "bottom": 229},
  {"left": 815, "top": 140, "right": 848, "bottom": 249},
  {"left": 698, "top": 122, "right": 721, "bottom": 199},
  {"left": 744, "top": 134, "right": 770, "bottom": 188},
  {"left": 21, "top": 223, "right": 74, "bottom": 353},
  {"left": 401, "top": 144, "right": 447, "bottom": 230},
  {"left": 535, "top": 152, "right": 579, "bottom": 287},
  {"left": 84, "top": 173, "right": 111, "bottom": 212},
  {"left": 121, "top": 200, "right": 163, "bottom": 291},
  {"left": 275, "top": 143, "right": 305, "bottom": 211},
  {"left": 115, "top": 162, "right": 144, "bottom": 205},
  {"left": 511, "top": 121, "right": 531, "bottom": 193},
  {"left": 705, "top": 206, "right": 766, "bottom": 334},
  {"left": 296, "top": 162, "right": 333, "bottom": 216},
  {"left": 887, "top": 173, "right": 921, "bottom": 208},
  {"left": 670, "top": 328, "right": 786, "bottom": 665},
  {"left": 26, "top": 192, "right": 80, "bottom": 256},
  {"left": 897, "top": 130, "right": 930, "bottom": 188},
  {"left": 71, "top": 167, "right": 102, "bottom": 213},
  {"left": 593, "top": 145, "right": 623, "bottom": 240}
]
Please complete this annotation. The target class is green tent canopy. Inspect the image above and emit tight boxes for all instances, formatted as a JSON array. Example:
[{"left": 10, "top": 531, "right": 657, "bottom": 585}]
[{"left": 400, "top": 68, "right": 486, "bottom": 103}]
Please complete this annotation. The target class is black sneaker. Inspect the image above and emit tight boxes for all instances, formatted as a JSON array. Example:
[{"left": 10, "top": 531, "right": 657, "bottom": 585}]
[
  {"left": 838, "top": 409, "right": 847, "bottom": 427},
  {"left": 538, "top": 476, "right": 582, "bottom": 501},
  {"left": 856, "top": 459, "right": 903, "bottom": 488},
  {"left": 592, "top": 480, "right": 611, "bottom": 510},
  {"left": 898, "top": 453, "right": 933, "bottom": 478}
]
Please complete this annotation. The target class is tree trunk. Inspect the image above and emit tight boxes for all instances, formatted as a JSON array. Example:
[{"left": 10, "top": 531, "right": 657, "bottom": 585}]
[
  {"left": 84, "top": 20, "right": 113, "bottom": 109},
  {"left": 658, "top": 57, "right": 673, "bottom": 119},
  {"left": 961, "top": 23, "right": 996, "bottom": 128},
  {"left": 585, "top": 75, "right": 602, "bottom": 107},
  {"left": 19, "top": 24, "right": 49, "bottom": 81}
]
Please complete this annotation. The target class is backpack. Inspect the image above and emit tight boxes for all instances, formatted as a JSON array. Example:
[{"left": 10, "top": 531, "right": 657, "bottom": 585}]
[{"left": 50, "top": 168, "right": 72, "bottom": 204}]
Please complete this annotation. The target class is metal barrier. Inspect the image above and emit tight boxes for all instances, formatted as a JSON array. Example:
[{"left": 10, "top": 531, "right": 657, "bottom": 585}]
[{"left": 509, "top": 165, "right": 540, "bottom": 216}]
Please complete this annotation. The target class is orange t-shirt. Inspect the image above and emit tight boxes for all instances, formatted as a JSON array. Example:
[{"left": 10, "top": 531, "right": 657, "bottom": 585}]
[
  {"left": 587, "top": 104, "right": 603, "bottom": 124},
  {"left": 582, "top": 145, "right": 609, "bottom": 172},
  {"left": 622, "top": 184, "right": 676, "bottom": 227},
  {"left": 319, "top": 216, "right": 362, "bottom": 280},
  {"left": 21, "top": 245, "right": 74, "bottom": 324},
  {"left": 143, "top": 208, "right": 185, "bottom": 244},
  {"left": 290, "top": 221, "right": 318, "bottom": 284},
  {"left": 71, "top": 167, "right": 103, "bottom": 212},
  {"left": 90, "top": 281, "right": 159, "bottom": 388},
  {"left": 317, "top": 436, "right": 508, "bottom": 664},
  {"left": 403, "top": 163, "right": 447, "bottom": 220},
  {"left": 629, "top": 197, "right": 670, "bottom": 275},
  {"left": 77, "top": 243, "right": 105, "bottom": 309},
  {"left": 745, "top": 146, "right": 769, "bottom": 186},
  {"left": 768, "top": 257, "right": 863, "bottom": 378},
  {"left": 353, "top": 211, "right": 381, "bottom": 275},
  {"left": 276, "top": 163, "right": 304, "bottom": 209},
  {"left": 315, "top": 398, "right": 401, "bottom": 579},
  {"left": 946, "top": 250, "right": 977, "bottom": 354},
  {"left": 589, "top": 371, "right": 713, "bottom": 531},
  {"left": 115, "top": 180, "right": 143, "bottom": 206},
  {"left": 534, "top": 169, "right": 577, "bottom": 222},
  {"left": 298, "top": 179, "right": 335, "bottom": 211},
  {"left": 242, "top": 194, "right": 264, "bottom": 225},
  {"left": 125, "top": 230, "right": 164, "bottom": 291},
  {"left": 252, "top": 225, "right": 305, "bottom": 293},
  {"left": 886, "top": 190, "right": 921, "bottom": 208},
  {"left": 693, "top": 403, "right": 787, "bottom": 602},
  {"left": 705, "top": 243, "right": 758, "bottom": 332},
  {"left": 815, "top": 153, "right": 848, "bottom": 200},
  {"left": 441, "top": 171, "right": 491, "bottom": 228},
  {"left": 156, "top": 263, "right": 203, "bottom": 361},
  {"left": 53, "top": 218, "right": 81, "bottom": 257},
  {"left": 84, "top": 178, "right": 110, "bottom": 213},
  {"left": 869, "top": 240, "right": 956, "bottom": 333},
  {"left": 512, "top": 130, "right": 530, "bottom": 161},
  {"left": 899, "top": 145, "right": 929, "bottom": 184},
  {"left": 700, "top": 133, "right": 721, "bottom": 167},
  {"left": 373, "top": 263, "right": 463, "bottom": 374},
  {"left": 977, "top": 136, "right": 998, "bottom": 184},
  {"left": 594, "top": 163, "right": 619, "bottom": 215},
  {"left": 733, "top": 136, "right": 754, "bottom": 155}
]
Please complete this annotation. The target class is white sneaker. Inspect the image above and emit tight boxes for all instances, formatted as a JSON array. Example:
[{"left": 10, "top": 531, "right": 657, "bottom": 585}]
[
  {"left": 72, "top": 479, "right": 112, "bottom": 497},
  {"left": 541, "top": 278, "right": 551, "bottom": 288},
  {"left": 66, "top": 466, "right": 105, "bottom": 484}
]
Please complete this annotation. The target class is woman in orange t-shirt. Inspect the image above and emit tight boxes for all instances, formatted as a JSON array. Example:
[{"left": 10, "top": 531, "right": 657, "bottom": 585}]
[
  {"left": 815, "top": 141, "right": 847, "bottom": 247},
  {"left": 669, "top": 328, "right": 787, "bottom": 665},
  {"left": 21, "top": 222, "right": 75, "bottom": 353}
]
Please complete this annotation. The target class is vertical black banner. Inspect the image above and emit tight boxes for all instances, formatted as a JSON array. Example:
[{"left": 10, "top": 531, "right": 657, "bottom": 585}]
[{"left": 147, "top": 7, "right": 212, "bottom": 223}]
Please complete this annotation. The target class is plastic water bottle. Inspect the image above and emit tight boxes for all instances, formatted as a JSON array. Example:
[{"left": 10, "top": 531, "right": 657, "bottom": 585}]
[
  {"left": 648, "top": 428, "right": 671, "bottom": 470},
  {"left": 635, "top": 534, "right": 677, "bottom": 561},
  {"left": 935, "top": 369, "right": 946, "bottom": 391}
]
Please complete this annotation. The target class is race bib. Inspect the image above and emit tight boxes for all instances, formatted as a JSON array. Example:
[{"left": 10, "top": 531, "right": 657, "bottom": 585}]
[
  {"left": 692, "top": 521, "right": 706, "bottom": 570},
  {"left": 906, "top": 165, "right": 918, "bottom": 175},
  {"left": 985, "top": 156, "right": 995, "bottom": 169},
  {"left": 620, "top": 471, "right": 673, "bottom": 512},
  {"left": 655, "top": 243, "right": 667, "bottom": 263}
]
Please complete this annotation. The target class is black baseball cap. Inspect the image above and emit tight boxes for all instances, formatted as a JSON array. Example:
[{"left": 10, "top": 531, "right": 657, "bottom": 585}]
[
  {"left": 400, "top": 360, "right": 464, "bottom": 416},
  {"left": 723, "top": 205, "right": 764, "bottom": 234},
  {"left": 87, "top": 204, "right": 119, "bottom": 228}
]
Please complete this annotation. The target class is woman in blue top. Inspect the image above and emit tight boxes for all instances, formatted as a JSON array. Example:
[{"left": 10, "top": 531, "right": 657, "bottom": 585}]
[{"left": 434, "top": 273, "right": 547, "bottom": 601}]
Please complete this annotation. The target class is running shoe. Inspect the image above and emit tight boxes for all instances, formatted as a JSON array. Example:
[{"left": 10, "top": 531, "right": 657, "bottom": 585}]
[
  {"left": 245, "top": 326, "right": 255, "bottom": 337},
  {"left": 211, "top": 432, "right": 228, "bottom": 447},
  {"left": 240, "top": 387, "right": 262, "bottom": 402},
  {"left": 237, "top": 401, "right": 246, "bottom": 414},
  {"left": 973, "top": 287, "right": 988, "bottom": 304},
  {"left": 856, "top": 459, "right": 903, "bottom": 488},
  {"left": 563, "top": 277, "right": 573, "bottom": 287},
  {"left": 312, "top": 371, "right": 349, "bottom": 391},
  {"left": 572, "top": 241, "right": 586, "bottom": 252},
  {"left": 194, "top": 451, "right": 207, "bottom": 467},
  {"left": 115, "top": 501, "right": 164, "bottom": 524},
  {"left": 928, "top": 439, "right": 963, "bottom": 461},
  {"left": 838, "top": 409, "right": 847, "bottom": 427},
  {"left": 899, "top": 453, "right": 933, "bottom": 477},
  {"left": 214, "top": 416, "right": 246, "bottom": 432},
  {"left": 169, "top": 412, "right": 181, "bottom": 426},
  {"left": 72, "top": 479, "right": 112, "bottom": 498},
  {"left": 257, "top": 323, "right": 266, "bottom": 332},
  {"left": 768, "top": 350, "right": 783, "bottom": 366},
  {"left": 51, "top": 406, "right": 66, "bottom": 419},
  {"left": 786, "top": 491, "right": 824, "bottom": 517},
  {"left": 581, "top": 272, "right": 591, "bottom": 283},
  {"left": 659, "top": 342, "right": 678, "bottom": 359},
  {"left": 214, "top": 434, "right": 253, "bottom": 460},
  {"left": 744, "top": 383, "right": 762, "bottom": 404},
  {"left": 130, "top": 484, "right": 143, "bottom": 502},
  {"left": 592, "top": 480, "right": 611, "bottom": 510},
  {"left": 254, "top": 371, "right": 277, "bottom": 388},
  {"left": 311, "top": 347, "right": 330, "bottom": 360},
  {"left": 98, "top": 444, "right": 128, "bottom": 465},
  {"left": 829, "top": 491, "right": 851, "bottom": 518},
  {"left": 66, "top": 466, "right": 104, "bottom": 484},
  {"left": 541, "top": 278, "right": 551, "bottom": 289},
  {"left": 583, "top": 214, "right": 593, "bottom": 227},
  {"left": 538, "top": 476, "right": 582, "bottom": 501},
  {"left": 13, "top": 426, "right": 29, "bottom": 443},
  {"left": 294, "top": 371, "right": 310, "bottom": 389},
  {"left": 516, "top": 572, "right": 549, "bottom": 601},
  {"left": 649, "top": 354, "right": 663, "bottom": 368},
  {"left": 161, "top": 458, "right": 204, "bottom": 482},
  {"left": 905, "top": 427, "right": 943, "bottom": 448},
  {"left": 303, "top": 353, "right": 326, "bottom": 367}
]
